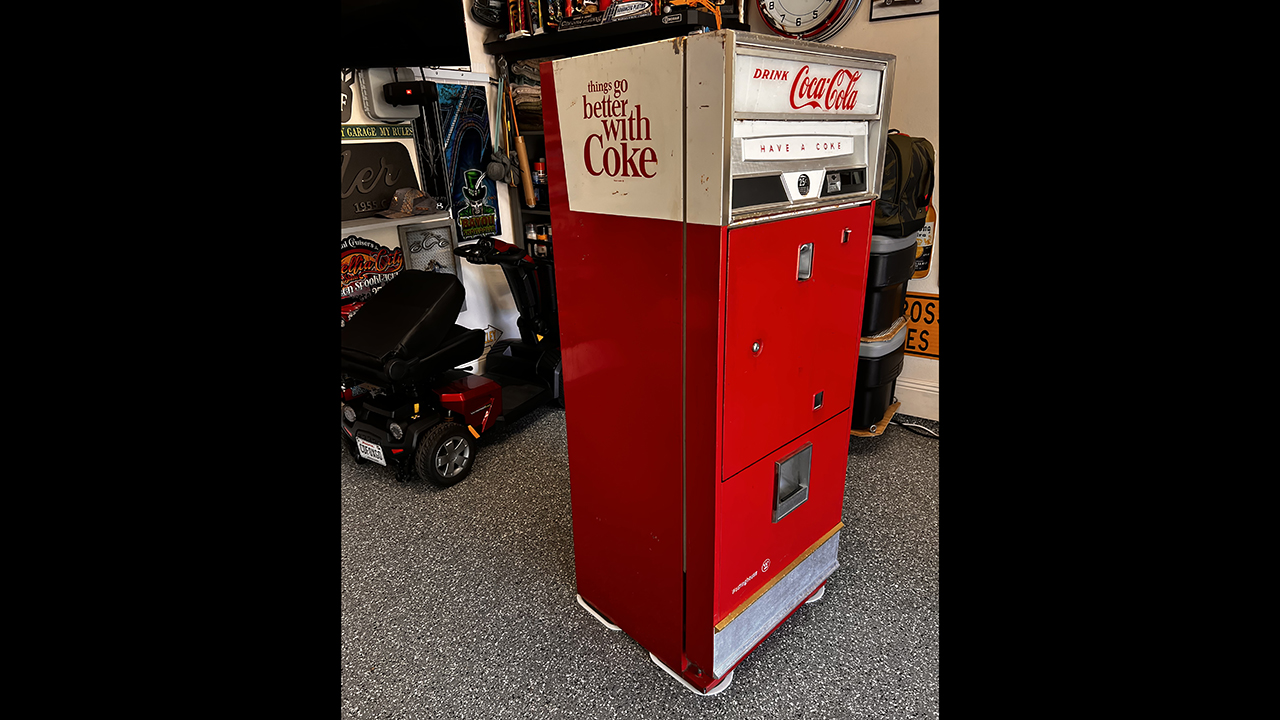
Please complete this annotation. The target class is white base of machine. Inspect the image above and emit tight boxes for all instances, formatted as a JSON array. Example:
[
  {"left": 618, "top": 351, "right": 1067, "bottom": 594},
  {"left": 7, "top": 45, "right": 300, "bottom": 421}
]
[
  {"left": 576, "top": 594, "right": 621, "bottom": 631},
  {"left": 577, "top": 582, "right": 825, "bottom": 697},
  {"left": 650, "top": 653, "right": 735, "bottom": 697}
]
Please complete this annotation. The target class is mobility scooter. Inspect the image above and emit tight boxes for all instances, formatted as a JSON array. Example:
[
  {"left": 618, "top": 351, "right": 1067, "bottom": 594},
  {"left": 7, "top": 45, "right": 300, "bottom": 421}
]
[{"left": 341, "top": 237, "right": 561, "bottom": 486}]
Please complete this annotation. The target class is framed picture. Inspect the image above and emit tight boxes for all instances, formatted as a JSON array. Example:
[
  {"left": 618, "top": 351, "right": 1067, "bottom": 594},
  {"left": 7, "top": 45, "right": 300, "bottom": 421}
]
[
  {"left": 398, "top": 216, "right": 467, "bottom": 311},
  {"left": 870, "top": 0, "right": 938, "bottom": 22}
]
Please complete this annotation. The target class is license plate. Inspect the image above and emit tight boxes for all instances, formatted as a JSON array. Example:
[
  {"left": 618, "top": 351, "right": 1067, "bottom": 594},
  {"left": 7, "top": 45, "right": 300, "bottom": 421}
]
[{"left": 356, "top": 437, "right": 386, "bottom": 466}]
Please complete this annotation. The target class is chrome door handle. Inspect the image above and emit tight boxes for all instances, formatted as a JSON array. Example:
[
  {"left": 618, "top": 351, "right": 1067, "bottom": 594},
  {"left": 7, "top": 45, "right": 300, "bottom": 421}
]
[{"left": 797, "top": 242, "right": 814, "bottom": 281}]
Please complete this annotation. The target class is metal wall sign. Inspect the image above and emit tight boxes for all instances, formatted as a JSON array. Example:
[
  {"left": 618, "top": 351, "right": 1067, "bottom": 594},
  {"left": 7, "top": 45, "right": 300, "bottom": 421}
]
[
  {"left": 341, "top": 235, "right": 404, "bottom": 303},
  {"left": 340, "top": 141, "right": 420, "bottom": 222},
  {"left": 342, "top": 70, "right": 355, "bottom": 124},
  {"left": 437, "top": 83, "right": 502, "bottom": 242},
  {"left": 398, "top": 217, "right": 466, "bottom": 312},
  {"left": 341, "top": 125, "right": 415, "bottom": 141},
  {"left": 902, "top": 291, "right": 938, "bottom": 359}
]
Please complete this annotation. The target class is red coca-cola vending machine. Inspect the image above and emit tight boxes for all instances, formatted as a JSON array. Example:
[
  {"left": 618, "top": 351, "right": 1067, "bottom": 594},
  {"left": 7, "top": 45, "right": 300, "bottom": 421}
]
[{"left": 540, "top": 30, "right": 895, "bottom": 695}]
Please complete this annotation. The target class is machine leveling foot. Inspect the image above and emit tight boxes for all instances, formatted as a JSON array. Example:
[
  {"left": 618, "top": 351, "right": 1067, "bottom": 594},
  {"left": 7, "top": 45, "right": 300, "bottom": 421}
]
[
  {"left": 576, "top": 594, "right": 621, "bottom": 631},
  {"left": 649, "top": 653, "right": 735, "bottom": 696}
]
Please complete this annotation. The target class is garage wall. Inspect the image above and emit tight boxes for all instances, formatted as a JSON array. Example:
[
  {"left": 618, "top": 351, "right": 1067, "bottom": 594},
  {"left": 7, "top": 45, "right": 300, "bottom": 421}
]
[
  {"left": 341, "top": 6, "right": 522, "bottom": 363},
  {"left": 353, "top": 2, "right": 940, "bottom": 419}
]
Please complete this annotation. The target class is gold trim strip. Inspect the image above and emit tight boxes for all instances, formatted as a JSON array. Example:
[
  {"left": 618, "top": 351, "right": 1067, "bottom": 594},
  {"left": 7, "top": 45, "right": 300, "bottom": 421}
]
[{"left": 714, "top": 522, "right": 843, "bottom": 632}]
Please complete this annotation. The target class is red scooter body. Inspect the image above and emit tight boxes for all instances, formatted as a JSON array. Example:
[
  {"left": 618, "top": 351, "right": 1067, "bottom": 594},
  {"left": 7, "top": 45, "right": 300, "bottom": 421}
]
[{"left": 435, "top": 374, "right": 503, "bottom": 435}]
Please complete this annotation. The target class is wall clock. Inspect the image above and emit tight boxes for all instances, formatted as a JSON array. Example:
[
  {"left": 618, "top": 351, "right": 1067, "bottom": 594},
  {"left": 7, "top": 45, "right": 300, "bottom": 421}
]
[{"left": 755, "top": 0, "right": 863, "bottom": 42}]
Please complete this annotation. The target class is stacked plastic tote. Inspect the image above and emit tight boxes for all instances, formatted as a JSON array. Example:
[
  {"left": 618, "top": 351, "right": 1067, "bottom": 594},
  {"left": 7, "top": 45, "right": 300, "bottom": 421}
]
[
  {"left": 853, "top": 130, "right": 935, "bottom": 431},
  {"left": 851, "top": 234, "right": 914, "bottom": 430}
]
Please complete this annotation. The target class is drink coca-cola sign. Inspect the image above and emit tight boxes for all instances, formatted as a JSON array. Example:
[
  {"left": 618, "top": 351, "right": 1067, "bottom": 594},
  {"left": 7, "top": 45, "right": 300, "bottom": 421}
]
[{"left": 734, "top": 55, "right": 882, "bottom": 116}]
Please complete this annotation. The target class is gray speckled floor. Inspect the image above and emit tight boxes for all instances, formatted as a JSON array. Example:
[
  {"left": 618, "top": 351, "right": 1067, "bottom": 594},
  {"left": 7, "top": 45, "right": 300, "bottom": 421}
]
[{"left": 341, "top": 407, "right": 938, "bottom": 719}]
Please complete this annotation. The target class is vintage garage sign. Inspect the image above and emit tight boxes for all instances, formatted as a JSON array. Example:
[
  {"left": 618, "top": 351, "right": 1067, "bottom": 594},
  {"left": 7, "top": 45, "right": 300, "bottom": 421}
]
[
  {"left": 903, "top": 292, "right": 938, "bottom": 359},
  {"left": 341, "top": 235, "right": 404, "bottom": 303},
  {"left": 341, "top": 140, "right": 420, "bottom": 222}
]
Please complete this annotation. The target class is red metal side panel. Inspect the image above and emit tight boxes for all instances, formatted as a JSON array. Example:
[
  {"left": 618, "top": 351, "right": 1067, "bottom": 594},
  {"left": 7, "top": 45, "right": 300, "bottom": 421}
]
[
  {"left": 682, "top": 221, "right": 728, "bottom": 678},
  {"left": 721, "top": 205, "right": 874, "bottom": 480},
  {"left": 541, "top": 62, "right": 686, "bottom": 668}
]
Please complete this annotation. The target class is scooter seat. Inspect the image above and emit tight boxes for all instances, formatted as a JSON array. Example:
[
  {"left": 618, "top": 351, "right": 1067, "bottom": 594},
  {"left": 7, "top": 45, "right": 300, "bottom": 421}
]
[
  {"left": 414, "top": 324, "right": 486, "bottom": 377},
  {"left": 341, "top": 270, "right": 477, "bottom": 383}
]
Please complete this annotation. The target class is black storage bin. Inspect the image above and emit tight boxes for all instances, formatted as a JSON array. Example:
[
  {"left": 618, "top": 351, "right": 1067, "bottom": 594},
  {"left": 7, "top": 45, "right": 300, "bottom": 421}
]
[
  {"left": 852, "top": 321, "right": 907, "bottom": 429},
  {"left": 861, "top": 234, "right": 917, "bottom": 337}
]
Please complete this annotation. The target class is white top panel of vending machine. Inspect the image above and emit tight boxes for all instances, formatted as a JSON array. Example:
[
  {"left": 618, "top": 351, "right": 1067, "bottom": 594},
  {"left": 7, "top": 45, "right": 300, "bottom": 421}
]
[
  {"left": 548, "top": 31, "right": 895, "bottom": 227},
  {"left": 685, "top": 31, "right": 896, "bottom": 226}
]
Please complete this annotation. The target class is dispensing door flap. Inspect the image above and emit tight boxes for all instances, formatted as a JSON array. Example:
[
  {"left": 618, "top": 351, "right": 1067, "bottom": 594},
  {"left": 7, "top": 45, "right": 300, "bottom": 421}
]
[{"left": 773, "top": 443, "right": 812, "bottom": 522}]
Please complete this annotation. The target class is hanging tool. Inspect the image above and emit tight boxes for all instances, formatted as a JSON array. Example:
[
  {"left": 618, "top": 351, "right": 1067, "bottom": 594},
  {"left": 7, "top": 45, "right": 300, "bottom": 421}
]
[
  {"left": 487, "top": 73, "right": 513, "bottom": 182},
  {"left": 508, "top": 83, "right": 536, "bottom": 208}
]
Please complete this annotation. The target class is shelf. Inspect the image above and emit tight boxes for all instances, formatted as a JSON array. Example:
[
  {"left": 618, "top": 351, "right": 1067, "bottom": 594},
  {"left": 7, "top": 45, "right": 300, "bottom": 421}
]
[
  {"left": 484, "top": 10, "right": 746, "bottom": 62},
  {"left": 340, "top": 212, "right": 451, "bottom": 236}
]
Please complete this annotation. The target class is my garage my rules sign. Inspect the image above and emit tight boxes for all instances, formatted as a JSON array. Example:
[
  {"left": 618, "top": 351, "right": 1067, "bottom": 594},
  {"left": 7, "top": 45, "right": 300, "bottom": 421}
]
[{"left": 341, "top": 124, "right": 420, "bottom": 222}]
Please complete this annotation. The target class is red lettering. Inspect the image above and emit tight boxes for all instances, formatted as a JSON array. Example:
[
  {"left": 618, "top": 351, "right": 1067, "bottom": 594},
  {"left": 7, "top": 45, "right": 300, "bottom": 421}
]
[
  {"left": 581, "top": 103, "right": 659, "bottom": 179},
  {"left": 754, "top": 68, "right": 793, "bottom": 82},
  {"left": 602, "top": 145, "right": 621, "bottom": 176},
  {"left": 790, "top": 66, "right": 864, "bottom": 111},
  {"left": 583, "top": 137, "right": 659, "bottom": 178},
  {"left": 621, "top": 144, "right": 642, "bottom": 177},
  {"left": 638, "top": 147, "right": 657, "bottom": 178},
  {"left": 790, "top": 66, "right": 819, "bottom": 109},
  {"left": 584, "top": 134, "right": 603, "bottom": 176}
]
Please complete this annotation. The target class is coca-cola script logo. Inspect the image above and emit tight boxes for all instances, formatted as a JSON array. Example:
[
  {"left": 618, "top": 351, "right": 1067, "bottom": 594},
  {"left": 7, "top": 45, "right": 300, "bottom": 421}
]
[{"left": 788, "top": 65, "right": 862, "bottom": 111}]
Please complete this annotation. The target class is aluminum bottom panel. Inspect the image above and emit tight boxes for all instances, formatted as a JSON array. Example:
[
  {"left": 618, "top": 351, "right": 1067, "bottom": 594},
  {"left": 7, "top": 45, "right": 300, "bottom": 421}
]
[{"left": 712, "top": 531, "right": 840, "bottom": 678}]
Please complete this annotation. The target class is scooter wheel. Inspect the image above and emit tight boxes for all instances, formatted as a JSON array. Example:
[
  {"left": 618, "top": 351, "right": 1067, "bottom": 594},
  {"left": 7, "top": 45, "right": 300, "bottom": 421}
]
[{"left": 414, "top": 421, "right": 476, "bottom": 487}]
